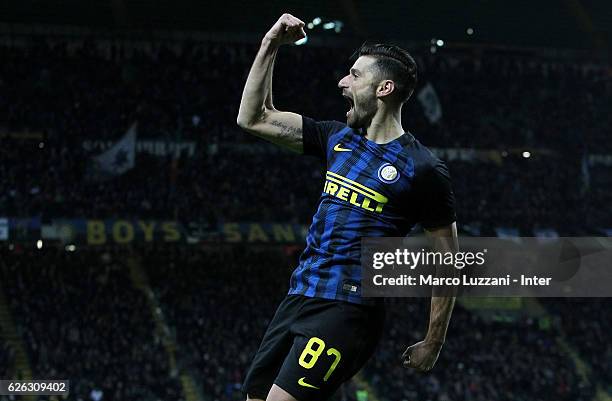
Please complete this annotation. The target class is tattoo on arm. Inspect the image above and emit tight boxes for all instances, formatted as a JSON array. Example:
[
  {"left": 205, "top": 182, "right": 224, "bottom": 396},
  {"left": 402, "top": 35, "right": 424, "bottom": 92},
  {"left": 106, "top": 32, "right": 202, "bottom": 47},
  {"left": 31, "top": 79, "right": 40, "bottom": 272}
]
[{"left": 270, "top": 120, "right": 302, "bottom": 142}]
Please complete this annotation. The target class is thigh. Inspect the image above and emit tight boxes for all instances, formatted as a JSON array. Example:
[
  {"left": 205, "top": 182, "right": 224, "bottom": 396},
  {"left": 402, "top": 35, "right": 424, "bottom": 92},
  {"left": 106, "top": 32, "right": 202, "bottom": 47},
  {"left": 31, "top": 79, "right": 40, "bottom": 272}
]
[
  {"left": 265, "top": 384, "right": 299, "bottom": 401},
  {"left": 273, "top": 298, "right": 385, "bottom": 401},
  {"left": 242, "top": 296, "right": 303, "bottom": 399}
]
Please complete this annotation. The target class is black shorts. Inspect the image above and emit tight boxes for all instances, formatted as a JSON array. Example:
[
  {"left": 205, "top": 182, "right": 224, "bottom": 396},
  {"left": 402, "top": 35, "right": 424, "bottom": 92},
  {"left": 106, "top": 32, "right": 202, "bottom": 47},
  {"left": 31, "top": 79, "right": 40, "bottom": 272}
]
[{"left": 242, "top": 295, "right": 385, "bottom": 401}]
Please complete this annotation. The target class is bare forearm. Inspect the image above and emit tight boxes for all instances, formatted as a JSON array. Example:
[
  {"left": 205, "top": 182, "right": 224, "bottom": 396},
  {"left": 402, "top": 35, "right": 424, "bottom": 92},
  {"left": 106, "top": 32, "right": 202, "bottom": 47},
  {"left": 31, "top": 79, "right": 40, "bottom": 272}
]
[
  {"left": 264, "top": 50, "right": 277, "bottom": 111},
  {"left": 425, "top": 224, "right": 458, "bottom": 344},
  {"left": 425, "top": 296, "right": 455, "bottom": 343},
  {"left": 237, "top": 38, "right": 278, "bottom": 126}
]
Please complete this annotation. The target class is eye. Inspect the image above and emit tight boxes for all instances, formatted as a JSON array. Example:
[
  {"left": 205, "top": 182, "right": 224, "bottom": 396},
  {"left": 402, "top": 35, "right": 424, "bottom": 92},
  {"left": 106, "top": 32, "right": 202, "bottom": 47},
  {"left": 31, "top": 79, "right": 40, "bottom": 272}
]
[{"left": 351, "top": 72, "right": 358, "bottom": 78}]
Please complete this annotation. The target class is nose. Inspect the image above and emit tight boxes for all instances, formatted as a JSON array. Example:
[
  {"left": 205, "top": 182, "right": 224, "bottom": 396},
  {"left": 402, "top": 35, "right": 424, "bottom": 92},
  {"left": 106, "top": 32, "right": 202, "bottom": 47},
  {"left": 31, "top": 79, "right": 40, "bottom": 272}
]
[{"left": 338, "top": 75, "right": 349, "bottom": 89}]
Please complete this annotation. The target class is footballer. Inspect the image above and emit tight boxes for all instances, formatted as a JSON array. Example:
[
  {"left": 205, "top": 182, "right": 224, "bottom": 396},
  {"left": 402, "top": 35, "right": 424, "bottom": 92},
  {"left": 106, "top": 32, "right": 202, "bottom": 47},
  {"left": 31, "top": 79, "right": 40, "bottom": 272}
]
[{"left": 237, "top": 13, "right": 458, "bottom": 401}]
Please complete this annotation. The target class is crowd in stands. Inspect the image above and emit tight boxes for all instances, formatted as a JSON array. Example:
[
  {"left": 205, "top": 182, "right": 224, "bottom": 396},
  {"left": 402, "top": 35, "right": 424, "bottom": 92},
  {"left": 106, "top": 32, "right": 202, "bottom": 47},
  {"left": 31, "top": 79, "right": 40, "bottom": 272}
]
[
  {"left": 140, "top": 246, "right": 601, "bottom": 401},
  {"left": 0, "top": 39, "right": 611, "bottom": 230},
  {"left": 366, "top": 298, "right": 595, "bottom": 401},
  {"left": 0, "top": 35, "right": 611, "bottom": 401},
  {"left": 0, "top": 247, "right": 183, "bottom": 401},
  {"left": 587, "top": 165, "right": 612, "bottom": 229},
  {"left": 542, "top": 299, "right": 612, "bottom": 393},
  {"left": 143, "top": 246, "right": 293, "bottom": 401},
  {"left": 0, "top": 337, "right": 13, "bottom": 379},
  {"left": 0, "top": 245, "right": 608, "bottom": 401},
  {"left": 449, "top": 155, "right": 589, "bottom": 233}
]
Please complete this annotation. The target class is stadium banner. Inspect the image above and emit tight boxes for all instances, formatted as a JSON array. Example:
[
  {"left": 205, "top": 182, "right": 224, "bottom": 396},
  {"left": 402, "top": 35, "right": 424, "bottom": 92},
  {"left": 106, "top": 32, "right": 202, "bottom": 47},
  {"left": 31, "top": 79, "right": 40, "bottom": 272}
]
[
  {"left": 0, "top": 130, "right": 44, "bottom": 140},
  {"left": 44, "top": 219, "right": 183, "bottom": 245},
  {"left": 40, "top": 220, "right": 308, "bottom": 244},
  {"left": 83, "top": 139, "right": 197, "bottom": 158},
  {"left": 589, "top": 154, "right": 612, "bottom": 166},
  {"left": 217, "top": 223, "right": 308, "bottom": 243},
  {"left": 361, "top": 237, "right": 612, "bottom": 298},
  {"left": 9, "top": 217, "right": 41, "bottom": 241},
  {"left": 429, "top": 148, "right": 503, "bottom": 164},
  {"left": 185, "top": 222, "right": 308, "bottom": 243}
]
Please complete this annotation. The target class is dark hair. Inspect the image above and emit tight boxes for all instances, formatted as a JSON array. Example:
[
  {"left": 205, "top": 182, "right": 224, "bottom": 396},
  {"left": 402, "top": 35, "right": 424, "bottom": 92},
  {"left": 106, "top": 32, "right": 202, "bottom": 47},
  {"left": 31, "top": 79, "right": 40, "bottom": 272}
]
[{"left": 352, "top": 42, "right": 418, "bottom": 104}]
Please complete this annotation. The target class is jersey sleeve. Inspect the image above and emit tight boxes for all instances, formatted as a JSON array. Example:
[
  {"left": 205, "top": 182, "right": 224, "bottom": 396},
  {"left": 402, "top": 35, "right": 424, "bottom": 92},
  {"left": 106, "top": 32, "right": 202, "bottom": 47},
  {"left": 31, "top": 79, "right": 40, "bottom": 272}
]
[
  {"left": 417, "top": 160, "right": 457, "bottom": 230},
  {"left": 302, "top": 116, "right": 346, "bottom": 159}
]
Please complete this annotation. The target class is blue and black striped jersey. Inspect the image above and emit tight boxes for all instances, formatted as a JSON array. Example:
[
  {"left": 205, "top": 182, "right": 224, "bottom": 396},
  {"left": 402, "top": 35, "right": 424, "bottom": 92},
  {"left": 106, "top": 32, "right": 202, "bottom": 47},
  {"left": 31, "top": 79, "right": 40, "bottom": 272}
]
[{"left": 288, "top": 116, "right": 456, "bottom": 304}]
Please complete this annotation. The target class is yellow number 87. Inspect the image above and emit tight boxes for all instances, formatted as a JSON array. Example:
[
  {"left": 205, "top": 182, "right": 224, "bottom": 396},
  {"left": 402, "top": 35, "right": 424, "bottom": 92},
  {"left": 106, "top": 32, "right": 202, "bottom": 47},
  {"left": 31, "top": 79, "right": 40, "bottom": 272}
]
[{"left": 298, "top": 337, "right": 342, "bottom": 382}]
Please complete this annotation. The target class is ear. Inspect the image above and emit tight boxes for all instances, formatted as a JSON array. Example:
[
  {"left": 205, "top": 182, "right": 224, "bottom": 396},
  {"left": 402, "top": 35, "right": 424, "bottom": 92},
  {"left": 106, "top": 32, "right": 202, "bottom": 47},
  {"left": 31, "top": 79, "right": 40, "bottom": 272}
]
[{"left": 376, "top": 80, "right": 395, "bottom": 98}]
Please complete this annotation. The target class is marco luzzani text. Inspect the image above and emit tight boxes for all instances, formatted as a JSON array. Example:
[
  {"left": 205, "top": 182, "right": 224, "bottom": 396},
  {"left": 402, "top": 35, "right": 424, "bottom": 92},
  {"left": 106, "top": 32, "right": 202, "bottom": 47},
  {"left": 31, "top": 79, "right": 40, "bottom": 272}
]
[{"left": 371, "top": 249, "right": 552, "bottom": 287}]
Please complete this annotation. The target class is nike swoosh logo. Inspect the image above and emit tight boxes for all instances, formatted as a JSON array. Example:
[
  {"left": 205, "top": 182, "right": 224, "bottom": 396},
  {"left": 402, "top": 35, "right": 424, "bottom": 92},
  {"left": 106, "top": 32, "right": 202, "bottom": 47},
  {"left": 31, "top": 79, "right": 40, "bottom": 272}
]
[
  {"left": 333, "top": 144, "right": 352, "bottom": 152},
  {"left": 298, "top": 377, "right": 320, "bottom": 389}
]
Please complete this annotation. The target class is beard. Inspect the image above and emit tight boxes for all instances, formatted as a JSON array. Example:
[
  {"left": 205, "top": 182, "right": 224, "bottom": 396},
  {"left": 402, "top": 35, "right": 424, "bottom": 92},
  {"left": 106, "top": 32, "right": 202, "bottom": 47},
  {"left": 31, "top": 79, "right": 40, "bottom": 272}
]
[{"left": 346, "top": 92, "right": 378, "bottom": 130}]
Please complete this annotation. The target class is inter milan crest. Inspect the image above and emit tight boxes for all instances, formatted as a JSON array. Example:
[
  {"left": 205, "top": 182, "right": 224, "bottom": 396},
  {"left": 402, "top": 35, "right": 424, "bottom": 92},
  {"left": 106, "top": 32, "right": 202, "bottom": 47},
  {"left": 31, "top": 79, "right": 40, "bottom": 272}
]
[{"left": 377, "top": 163, "right": 400, "bottom": 184}]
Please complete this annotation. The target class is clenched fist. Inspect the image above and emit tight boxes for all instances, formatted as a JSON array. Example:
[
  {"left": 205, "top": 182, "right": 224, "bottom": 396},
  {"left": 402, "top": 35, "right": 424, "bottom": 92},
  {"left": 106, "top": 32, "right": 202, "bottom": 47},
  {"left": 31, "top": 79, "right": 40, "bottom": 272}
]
[
  {"left": 401, "top": 339, "right": 444, "bottom": 372},
  {"left": 264, "top": 13, "right": 307, "bottom": 46}
]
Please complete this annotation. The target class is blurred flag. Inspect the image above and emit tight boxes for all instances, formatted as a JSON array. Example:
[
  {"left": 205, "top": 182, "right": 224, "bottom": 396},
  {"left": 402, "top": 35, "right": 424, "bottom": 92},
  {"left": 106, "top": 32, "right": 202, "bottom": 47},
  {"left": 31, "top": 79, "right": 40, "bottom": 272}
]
[
  {"left": 417, "top": 82, "right": 442, "bottom": 123},
  {"left": 0, "top": 218, "right": 8, "bottom": 240},
  {"left": 580, "top": 150, "right": 590, "bottom": 195},
  {"left": 90, "top": 123, "right": 137, "bottom": 179},
  {"left": 495, "top": 227, "right": 520, "bottom": 238},
  {"left": 461, "top": 223, "right": 481, "bottom": 236},
  {"left": 534, "top": 228, "right": 559, "bottom": 238}
]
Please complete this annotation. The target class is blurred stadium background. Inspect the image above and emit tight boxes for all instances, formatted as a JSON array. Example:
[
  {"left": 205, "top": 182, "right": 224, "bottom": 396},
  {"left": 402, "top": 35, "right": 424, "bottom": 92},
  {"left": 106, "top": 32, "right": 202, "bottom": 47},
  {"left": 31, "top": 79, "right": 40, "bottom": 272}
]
[{"left": 0, "top": 1, "right": 611, "bottom": 400}]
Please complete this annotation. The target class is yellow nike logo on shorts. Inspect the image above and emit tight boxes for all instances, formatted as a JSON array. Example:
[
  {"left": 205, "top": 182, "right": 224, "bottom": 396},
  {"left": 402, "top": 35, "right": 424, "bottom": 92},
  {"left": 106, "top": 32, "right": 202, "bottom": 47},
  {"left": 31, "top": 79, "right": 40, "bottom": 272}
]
[
  {"left": 333, "top": 144, "right": 352, "bottom": 152},
  {"left": 298, "top": 377, "right": 320, "bottom": 389}
]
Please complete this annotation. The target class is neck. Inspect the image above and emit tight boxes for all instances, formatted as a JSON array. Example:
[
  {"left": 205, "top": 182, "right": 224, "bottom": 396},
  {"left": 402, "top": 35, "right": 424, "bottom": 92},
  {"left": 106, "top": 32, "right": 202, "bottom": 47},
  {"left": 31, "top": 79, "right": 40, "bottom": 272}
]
[{"left": 364, "top": 103, "right": 404, "bottom": 144}]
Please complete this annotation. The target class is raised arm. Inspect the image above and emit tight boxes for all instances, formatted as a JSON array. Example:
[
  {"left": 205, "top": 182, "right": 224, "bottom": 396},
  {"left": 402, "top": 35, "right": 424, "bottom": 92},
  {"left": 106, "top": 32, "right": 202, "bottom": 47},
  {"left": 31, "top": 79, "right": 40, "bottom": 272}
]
[{"left": 237, "top": 14, "right": 306, "bottom": 153}]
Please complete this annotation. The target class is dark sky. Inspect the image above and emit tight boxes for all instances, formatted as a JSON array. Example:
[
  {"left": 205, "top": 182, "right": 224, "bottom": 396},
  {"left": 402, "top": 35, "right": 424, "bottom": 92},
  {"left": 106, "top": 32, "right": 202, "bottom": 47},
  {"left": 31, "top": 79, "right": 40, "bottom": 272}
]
[{"left": 0, "top": 0, "right": 610, "bottom": 50}]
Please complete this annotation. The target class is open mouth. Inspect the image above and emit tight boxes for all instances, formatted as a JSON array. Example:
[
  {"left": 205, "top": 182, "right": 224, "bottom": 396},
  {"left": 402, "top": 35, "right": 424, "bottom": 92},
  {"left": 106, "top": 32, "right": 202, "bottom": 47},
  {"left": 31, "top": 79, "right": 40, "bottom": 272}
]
[{"left": 343, "top": 94, "right": 354, "bottom": 117}]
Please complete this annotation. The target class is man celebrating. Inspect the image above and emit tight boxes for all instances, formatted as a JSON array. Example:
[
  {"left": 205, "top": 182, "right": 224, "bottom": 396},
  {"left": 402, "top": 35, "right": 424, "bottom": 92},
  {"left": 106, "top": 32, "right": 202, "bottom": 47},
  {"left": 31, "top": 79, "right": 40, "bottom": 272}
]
[{"left": 237, "top": 13, "right": 458, "bottom": 401}]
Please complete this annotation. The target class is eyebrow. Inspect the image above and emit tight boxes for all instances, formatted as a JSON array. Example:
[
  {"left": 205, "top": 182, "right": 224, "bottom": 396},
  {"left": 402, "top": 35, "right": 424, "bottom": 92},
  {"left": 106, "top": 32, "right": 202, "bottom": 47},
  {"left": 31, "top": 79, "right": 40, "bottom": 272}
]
[{"left": 350, "top": 68, "right": 361, "bottom": 75}]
